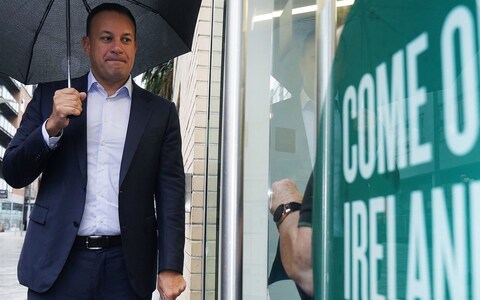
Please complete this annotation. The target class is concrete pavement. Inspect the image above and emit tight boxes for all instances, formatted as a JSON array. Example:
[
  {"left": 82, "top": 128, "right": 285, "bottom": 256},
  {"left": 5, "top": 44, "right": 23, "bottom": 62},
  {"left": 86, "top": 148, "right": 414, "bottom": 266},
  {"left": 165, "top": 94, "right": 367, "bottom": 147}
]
[{"left": 0, "top": 229, "right": 27, "bottom": 300}]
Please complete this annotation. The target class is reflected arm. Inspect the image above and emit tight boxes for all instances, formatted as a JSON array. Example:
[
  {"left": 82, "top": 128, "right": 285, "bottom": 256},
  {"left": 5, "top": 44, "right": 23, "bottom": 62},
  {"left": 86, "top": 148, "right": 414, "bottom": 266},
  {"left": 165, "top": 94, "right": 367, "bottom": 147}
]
[
  {"left": 278, "top": 212, "right": 313, "bottom": 296},
  {"left": 271, "top": 179, "right": 313, "bottom": 296}
]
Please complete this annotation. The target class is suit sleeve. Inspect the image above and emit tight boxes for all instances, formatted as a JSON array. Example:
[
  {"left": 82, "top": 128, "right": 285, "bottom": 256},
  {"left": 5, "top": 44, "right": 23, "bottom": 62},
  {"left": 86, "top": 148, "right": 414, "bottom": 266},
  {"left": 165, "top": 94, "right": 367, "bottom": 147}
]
[
  {"left": 3, "top": 84, "right": 55, "bottom": 188},
  {"left": 155, "top": 101, "right": 185, "bottom": 273},
  {"left": 299, "top": 173, "right": 313, "bottom": 227}
]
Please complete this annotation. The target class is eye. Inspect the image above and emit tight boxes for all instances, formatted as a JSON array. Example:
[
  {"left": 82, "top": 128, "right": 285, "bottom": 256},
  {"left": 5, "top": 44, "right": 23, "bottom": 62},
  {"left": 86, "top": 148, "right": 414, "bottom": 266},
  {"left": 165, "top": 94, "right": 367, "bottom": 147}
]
[
  {"left": 121, "top": 36, "right": 133, "bottom": 44},
  {"left": 100, "top": 36, "right": 112, "bottom": 42}
]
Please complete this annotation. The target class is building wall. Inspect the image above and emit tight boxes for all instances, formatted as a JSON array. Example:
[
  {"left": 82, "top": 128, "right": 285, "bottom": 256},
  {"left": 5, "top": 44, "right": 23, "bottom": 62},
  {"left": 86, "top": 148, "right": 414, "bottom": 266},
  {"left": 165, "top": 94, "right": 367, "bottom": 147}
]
[
  {"left": 0, "top": 78, "right": 33, "bottom": 231},
  {"left": 173, "top": 1, "right": 213, "bottom": 299}
]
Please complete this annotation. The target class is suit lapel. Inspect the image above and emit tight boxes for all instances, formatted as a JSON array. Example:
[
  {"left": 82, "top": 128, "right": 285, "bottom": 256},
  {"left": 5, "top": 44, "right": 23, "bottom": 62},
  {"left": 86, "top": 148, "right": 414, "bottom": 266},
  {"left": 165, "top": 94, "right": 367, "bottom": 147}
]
[
  {"left": 119, "top": 84, "right": 153, "bottom": 185},
  {"left": 73, "top": 75, "right": 88, "bottom": 185}
]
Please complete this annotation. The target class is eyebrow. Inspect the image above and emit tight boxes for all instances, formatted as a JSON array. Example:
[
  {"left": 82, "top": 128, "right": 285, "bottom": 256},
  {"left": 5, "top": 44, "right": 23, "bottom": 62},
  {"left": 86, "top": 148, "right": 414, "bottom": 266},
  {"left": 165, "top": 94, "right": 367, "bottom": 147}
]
[{"left": 99, "top": 30, "right": 134, "bottom": 36}]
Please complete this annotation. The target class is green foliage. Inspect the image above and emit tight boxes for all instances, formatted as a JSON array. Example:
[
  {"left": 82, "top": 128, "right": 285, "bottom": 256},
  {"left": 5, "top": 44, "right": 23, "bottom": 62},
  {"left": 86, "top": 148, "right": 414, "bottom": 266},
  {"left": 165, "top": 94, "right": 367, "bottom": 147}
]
[{"left": 142, "top": 60, "right": 173, "bottom": 99}]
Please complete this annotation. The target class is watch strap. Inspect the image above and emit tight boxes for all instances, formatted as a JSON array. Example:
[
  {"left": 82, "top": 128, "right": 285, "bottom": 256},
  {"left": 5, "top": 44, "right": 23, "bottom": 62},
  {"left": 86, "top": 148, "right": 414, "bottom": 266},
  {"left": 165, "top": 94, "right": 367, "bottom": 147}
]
[{"left": 274, "top": 202, "right": 301, "bottom": 227}]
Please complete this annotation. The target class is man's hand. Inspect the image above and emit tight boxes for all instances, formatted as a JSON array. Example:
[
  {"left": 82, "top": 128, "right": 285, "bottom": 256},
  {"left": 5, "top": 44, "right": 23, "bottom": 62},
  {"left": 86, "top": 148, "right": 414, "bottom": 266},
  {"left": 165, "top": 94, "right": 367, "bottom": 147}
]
[
  {"left": 270, "top": 179, "right": 314, "bottom": 296},
  {"left": 157, "top": 270, "right": 186, "bottom": 300},
  {"left": 46, "top": 88, "right": 86, "bottom": 136},
  {"left": 270, "top": 179, "right": 303, "bottom": 215}
]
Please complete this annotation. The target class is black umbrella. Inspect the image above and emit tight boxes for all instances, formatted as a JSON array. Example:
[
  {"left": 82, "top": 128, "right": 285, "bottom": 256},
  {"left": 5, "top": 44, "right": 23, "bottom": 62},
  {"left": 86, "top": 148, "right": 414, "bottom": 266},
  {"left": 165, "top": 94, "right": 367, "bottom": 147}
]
[{"left": 0, "top": 0, "right": 202, "bottom": 86}]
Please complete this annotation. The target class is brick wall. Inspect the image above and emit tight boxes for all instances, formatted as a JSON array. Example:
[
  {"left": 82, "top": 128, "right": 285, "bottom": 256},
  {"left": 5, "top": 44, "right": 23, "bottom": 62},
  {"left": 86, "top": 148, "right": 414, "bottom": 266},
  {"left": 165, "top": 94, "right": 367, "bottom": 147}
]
[{"left": 171, "top": 0, "right": 224, "bottom": 299}]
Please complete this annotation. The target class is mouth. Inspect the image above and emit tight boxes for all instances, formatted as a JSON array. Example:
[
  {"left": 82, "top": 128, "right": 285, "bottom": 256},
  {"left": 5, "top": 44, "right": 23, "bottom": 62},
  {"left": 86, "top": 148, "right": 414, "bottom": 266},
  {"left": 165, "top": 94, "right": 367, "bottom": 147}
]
[
  {"left": 105, "top": 57, "right": 127, "bottom": 64},
  {"left": 106, "top": 59, "right": 125, "bottom": 63}
]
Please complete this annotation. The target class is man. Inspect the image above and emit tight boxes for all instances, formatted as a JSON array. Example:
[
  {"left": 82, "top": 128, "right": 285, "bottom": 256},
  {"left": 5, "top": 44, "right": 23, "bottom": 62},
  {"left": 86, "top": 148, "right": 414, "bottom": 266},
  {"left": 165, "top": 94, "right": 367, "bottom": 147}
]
[
  {"left": 269, "top": 31, "right": 316, "bottom": 193},
  {"left": 268, "top": 31, "right": 316, "bottom": 299},
  {"left": 270, "top": 177, "right": 314, "bottom": 298},
  {"left": 3, "top": 3, "right": 186, "bottom": 300}
]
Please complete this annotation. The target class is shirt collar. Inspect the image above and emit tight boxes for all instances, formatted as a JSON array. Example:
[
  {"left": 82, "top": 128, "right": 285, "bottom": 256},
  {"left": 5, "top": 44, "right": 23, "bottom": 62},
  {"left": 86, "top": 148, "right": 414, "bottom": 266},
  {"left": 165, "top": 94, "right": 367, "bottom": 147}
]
[
  {"left": 87, "top": 71, "right": 133, "bottom": 98},
  {"left": 300, "top": 88, "right": 315, "bottom": 111}
]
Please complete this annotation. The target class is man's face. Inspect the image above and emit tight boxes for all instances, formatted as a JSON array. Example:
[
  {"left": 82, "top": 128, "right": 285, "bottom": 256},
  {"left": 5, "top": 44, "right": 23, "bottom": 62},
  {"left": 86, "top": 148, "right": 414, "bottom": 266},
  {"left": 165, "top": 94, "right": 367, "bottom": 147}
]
[
  {"left": 82, "top": 11, "right": 137, "bottom": 89},
  {"left": 299, "top": 38, "right": 316, "bottom": 98}
]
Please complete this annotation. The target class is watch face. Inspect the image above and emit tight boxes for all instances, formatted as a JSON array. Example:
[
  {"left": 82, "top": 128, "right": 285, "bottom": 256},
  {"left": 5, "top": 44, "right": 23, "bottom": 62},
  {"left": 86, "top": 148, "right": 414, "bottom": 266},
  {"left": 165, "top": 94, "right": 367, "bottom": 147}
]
[{"left": 273, "top": 204, "right": 285, "bottom": 222}]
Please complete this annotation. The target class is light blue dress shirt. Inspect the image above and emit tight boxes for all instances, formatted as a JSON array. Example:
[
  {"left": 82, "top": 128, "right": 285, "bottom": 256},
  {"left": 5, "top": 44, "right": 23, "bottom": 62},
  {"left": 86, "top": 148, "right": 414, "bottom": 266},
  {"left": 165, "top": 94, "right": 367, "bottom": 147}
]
[
  {"left": 300, "top": 88, "right": 316, "bottom": 167},
  {"left": 42, "top": 72, "right": 132, "bottom": 235}
]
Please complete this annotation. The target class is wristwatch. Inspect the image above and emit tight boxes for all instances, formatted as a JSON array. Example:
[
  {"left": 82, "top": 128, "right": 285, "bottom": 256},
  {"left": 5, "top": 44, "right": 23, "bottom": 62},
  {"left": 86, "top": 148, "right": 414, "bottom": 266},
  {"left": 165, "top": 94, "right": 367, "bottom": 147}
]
[{"left": 273, "top": 202, "right": 301, "bottom": 227}]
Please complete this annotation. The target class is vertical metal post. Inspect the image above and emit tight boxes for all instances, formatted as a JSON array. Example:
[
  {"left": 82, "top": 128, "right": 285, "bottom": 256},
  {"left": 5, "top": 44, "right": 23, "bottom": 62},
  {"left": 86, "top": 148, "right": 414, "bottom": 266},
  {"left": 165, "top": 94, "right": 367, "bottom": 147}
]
[
  {"left": 317, "top": 0, "right": 336, "bottom": 299},
  {"left": 9, "top": 201, "right": 13, "bottom": 230},
  {"left": 219, "top": 0, "right": 245, "bottom": 299}
]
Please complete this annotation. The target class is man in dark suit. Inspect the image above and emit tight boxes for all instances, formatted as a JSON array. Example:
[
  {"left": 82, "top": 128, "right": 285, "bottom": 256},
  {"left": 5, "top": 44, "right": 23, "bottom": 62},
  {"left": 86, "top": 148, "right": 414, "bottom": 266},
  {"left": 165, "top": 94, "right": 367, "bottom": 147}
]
[
  {"left": 3, "top": 3, "right": 185, "bottom": 300},
  {"left": 268, "top": 31, "right": 316, "bottom": 299},
  {"left": 269, "top": 30, "right": 316, "bottom": 193}
]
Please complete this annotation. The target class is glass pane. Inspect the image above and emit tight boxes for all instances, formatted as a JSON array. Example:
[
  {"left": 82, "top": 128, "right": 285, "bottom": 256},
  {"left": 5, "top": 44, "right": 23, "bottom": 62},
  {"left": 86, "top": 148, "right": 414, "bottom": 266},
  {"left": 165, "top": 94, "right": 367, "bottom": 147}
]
[
  {"left": 319, "top": 0, "right": 480, "bottom": 298},
  {"left": 243, "top": 1, "right": 274, "bottom": 298},
  {"left": 267, "top": 0, "right": 317, "bottom": 299}
]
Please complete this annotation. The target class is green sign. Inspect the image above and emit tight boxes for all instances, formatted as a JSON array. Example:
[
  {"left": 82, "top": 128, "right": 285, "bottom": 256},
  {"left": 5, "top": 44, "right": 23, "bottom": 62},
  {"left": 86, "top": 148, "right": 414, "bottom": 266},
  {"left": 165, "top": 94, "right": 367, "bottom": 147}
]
[{"left": 314, "top": 0, "right": 480, "bottom": 298}]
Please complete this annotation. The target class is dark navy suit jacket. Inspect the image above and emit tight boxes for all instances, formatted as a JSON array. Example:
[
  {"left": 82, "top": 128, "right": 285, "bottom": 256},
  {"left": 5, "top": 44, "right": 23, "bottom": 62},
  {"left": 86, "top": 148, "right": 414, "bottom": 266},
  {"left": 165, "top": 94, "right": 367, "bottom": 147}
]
[{"left": 2, "top": 74, "right": 185, "bottom": 297}]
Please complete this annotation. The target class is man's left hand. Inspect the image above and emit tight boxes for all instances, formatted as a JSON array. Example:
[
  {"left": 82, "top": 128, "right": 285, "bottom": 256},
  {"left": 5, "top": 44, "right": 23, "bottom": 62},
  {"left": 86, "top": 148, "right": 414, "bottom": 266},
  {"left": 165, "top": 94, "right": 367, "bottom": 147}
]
[{"left": 157, "top": 270, "right": 186, "bottom": 300}]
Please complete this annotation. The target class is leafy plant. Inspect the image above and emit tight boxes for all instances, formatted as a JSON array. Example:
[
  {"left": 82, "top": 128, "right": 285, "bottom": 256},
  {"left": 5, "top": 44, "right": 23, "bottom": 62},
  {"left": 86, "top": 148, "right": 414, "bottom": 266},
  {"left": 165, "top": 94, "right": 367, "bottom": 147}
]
[{"left": 142, "top": 59, "right": 173, "bottom": 99}]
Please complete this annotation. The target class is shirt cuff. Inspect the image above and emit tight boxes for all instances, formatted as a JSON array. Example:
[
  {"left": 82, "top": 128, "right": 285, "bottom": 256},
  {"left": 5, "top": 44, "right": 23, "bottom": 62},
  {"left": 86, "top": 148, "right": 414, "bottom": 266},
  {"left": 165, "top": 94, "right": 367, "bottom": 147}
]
[{"left": 42, "top": 119, "right": 62, "bottom": 149}]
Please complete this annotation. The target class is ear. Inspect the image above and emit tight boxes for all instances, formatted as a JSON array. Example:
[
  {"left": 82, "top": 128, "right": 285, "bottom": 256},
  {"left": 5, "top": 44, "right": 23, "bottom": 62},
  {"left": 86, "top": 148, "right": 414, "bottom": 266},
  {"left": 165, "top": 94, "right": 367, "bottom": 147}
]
[{"left": 82, "top": 36, "right": 90, "bottom": 56}]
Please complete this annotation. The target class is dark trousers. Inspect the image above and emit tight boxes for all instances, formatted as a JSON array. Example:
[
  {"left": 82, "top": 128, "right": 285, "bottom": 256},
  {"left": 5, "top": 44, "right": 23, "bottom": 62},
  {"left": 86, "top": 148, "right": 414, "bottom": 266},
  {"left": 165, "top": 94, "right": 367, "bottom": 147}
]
[{"left": 27, "top": 246, "right": 151, "bottom": 300}]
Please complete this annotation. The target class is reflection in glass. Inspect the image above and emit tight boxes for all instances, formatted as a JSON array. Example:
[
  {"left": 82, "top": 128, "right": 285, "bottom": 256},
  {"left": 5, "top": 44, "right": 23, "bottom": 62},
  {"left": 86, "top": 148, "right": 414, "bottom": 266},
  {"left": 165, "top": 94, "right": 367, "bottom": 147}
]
[{"left": 267, "top": 0, "right": 316, "bottom": 299}]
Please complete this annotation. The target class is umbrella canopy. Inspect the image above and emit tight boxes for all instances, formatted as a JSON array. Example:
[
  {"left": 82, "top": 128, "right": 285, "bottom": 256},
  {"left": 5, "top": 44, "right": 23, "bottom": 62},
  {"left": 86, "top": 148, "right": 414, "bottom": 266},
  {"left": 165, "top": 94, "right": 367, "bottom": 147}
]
[{"left": 0, "top": 0, "right": 202, "bottom": 85}]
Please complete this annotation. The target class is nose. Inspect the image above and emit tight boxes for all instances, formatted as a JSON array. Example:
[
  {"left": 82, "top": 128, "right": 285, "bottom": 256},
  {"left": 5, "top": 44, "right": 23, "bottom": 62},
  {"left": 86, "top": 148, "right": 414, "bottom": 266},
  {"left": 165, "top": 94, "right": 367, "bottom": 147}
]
[{"left": 110, "top": 38, "right": 124, "bottom": 54}]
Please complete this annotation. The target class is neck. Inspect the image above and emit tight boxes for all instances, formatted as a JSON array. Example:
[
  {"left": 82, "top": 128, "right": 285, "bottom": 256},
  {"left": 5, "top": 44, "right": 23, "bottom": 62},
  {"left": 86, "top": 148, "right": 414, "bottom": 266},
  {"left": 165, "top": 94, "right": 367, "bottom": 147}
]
[{"left": 92, "top": 74, "right": 130, "bottom": 96}]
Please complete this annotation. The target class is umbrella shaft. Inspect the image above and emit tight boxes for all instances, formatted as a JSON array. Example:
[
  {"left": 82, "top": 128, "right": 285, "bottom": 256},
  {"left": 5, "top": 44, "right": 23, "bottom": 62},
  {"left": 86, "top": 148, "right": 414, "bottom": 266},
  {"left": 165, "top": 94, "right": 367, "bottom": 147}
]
[{"left": 66, "top": 0, "right": 71, "bottom": 88}]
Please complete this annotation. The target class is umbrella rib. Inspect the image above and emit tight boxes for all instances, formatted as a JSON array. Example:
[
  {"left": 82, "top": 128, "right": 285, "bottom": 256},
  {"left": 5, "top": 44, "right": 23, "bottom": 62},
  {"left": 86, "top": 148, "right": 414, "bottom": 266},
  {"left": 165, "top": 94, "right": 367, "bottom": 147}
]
[
  {"left": 126, "top": 0, "right": 197, "bottom": 50},
  {"left": 81, "top": 0, "right": 92, "bottom": 14},
  {"left": 26, "top": 0, "right": 56, "bottom": 83},
  {"left": 126, "top": 0, "right": 161, "bottom": 14}
]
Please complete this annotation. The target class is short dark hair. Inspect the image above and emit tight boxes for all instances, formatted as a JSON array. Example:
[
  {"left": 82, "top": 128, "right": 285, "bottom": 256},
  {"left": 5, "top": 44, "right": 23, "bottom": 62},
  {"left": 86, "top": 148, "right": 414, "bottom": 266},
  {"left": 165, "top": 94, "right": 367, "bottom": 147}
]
[{"left": 86, "top": 3, "right": 137, "bottom": 37}]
